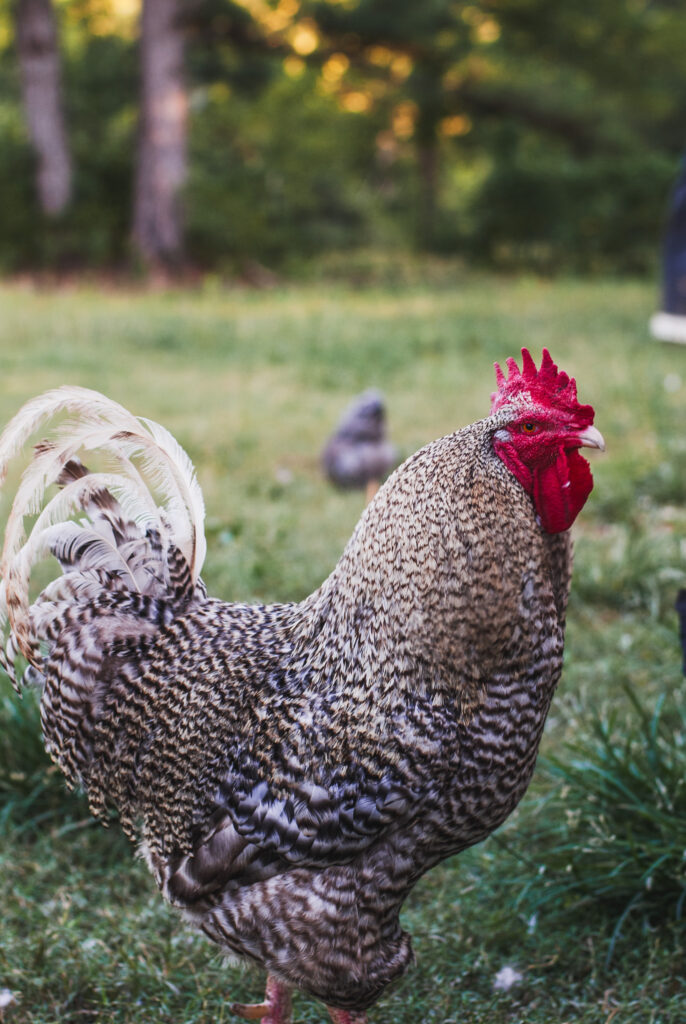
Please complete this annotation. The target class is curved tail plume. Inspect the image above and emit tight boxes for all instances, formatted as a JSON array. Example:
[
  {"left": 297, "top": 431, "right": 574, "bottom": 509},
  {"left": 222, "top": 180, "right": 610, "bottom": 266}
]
[{"left": 0, "top": 387, "right": 207, "bottom": 690}]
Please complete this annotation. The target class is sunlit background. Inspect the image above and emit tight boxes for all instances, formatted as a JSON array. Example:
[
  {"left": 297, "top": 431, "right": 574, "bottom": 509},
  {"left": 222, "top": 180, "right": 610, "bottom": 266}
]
[{"left": 1, "top": 0, "right": 685, "bottom": 276}]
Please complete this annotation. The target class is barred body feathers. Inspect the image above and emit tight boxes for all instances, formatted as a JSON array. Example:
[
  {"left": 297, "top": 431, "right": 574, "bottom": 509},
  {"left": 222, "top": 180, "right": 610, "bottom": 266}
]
[{"left": 0, "top": 353, "right": 603, "bottom": 1021}]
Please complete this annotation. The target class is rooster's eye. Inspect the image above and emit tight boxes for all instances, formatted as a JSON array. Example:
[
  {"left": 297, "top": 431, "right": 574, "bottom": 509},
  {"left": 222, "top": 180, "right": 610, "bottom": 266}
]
[{"left": 521, "top": 422, "right": 539, "bottom": 434}]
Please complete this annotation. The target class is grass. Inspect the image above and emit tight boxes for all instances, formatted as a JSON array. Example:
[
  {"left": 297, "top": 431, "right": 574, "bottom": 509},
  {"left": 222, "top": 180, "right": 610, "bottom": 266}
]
[
  {"left": 1, "top": 271, "right": 685, "bottom": 1022},
  {"left": 506, "top": 684, "right": 686, "bottom": 940}
]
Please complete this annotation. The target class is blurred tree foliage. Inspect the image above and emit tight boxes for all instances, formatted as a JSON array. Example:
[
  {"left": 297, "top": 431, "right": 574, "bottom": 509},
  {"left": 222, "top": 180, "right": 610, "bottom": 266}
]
[{"left": 0, "top": 0, "right": 684, "bottom": 273}]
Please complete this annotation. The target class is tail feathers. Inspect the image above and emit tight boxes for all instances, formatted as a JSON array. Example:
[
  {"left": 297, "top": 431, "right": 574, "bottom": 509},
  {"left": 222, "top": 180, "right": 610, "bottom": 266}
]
[
  {"left": 0, "top": 385, "right": 205, "bottom": 575},
  {"left": 36, "top": 593, "right": 167, "bottom": 790},
  {"left": 0, "top": 388, "right": 207, "bottom": 689},
  {"left": 55, "top": 458, "right": 170, "bottom": 593}
]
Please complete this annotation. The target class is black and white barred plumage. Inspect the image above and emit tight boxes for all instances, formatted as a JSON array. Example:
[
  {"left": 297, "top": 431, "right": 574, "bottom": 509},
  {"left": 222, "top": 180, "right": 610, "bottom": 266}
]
[{"left": 0, "top": 384, "right": 574, "bottom": 1017}]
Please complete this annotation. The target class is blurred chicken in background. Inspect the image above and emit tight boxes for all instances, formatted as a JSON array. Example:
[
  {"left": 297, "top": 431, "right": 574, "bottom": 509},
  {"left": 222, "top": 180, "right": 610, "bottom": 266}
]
[{"left": 321, "top": 390, "right": 398, "bottom": 502}]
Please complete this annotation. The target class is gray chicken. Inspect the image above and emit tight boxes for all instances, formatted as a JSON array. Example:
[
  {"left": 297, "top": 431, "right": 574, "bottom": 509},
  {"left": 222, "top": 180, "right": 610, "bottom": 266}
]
[
  {"left": 0, "top": 348, "right": 604, "bottom": 1023},
  {"left": 321, "top": 389, "right": 398, "bottom": 501}
]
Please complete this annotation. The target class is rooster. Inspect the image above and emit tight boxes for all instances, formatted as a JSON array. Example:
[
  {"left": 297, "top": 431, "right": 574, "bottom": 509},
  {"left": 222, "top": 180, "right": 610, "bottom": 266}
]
[{"left": 0, "top": 349, "right": 603, "bottom": 1023}]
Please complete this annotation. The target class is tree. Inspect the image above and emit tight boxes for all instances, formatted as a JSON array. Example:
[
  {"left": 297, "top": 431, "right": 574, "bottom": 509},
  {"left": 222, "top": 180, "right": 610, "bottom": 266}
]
[
  {"left": 132, "top": 0, "right": 188, "bottom": 269},
  {"left": 304, "top": 0, "right": 686, "bottom": 257},
  {"left": 14, "top": 0, "right": 72, "bottom": 216}
]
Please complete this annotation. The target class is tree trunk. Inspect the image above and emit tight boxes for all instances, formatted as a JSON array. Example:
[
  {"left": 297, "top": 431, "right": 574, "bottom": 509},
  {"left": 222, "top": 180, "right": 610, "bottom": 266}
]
[
  {"left": 132, "top": 0, "right": 188, "bottom": 269},
  {"left": 14, "top": 0, "right": 72, "bottom": 216},
  {"left": 417, "top": 138, "right": 438, "bottom": 249},
  {"left": 412, "top": 61, "right": 444, "bottom": 250}
]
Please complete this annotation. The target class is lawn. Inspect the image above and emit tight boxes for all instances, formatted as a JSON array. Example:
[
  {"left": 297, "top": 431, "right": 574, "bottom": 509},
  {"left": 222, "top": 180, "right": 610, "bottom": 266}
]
[{"left": 0, "top": 273, "right": 685, "bottom": 1023}]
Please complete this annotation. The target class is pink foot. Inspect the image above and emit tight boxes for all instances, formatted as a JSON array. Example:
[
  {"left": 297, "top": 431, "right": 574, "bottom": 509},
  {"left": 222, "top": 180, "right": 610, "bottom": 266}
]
[
  {"left": 327, "top": 1008, "right": 368, "bottom": 1024},
  {"left": 231, "top": 975, "right": 292, "bottom": 1024}
]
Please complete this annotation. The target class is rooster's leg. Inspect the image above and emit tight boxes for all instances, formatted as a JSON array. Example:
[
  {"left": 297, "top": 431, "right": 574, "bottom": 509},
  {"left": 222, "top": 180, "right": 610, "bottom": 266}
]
[
  {"left": 327, "top": 1009, "right": 367, "bottom": 1024},
  {"left": 231, "top": 975, "right": 292, "bottom": 1023},
  {"left": 365, "top": 479, "right": 380, "bottom": 504}
]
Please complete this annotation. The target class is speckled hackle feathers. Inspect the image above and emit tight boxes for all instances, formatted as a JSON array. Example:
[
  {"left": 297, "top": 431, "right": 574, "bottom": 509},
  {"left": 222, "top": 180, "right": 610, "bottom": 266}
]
[{"left": 0, "top": 362, "right": 593, "bottom": 1020}]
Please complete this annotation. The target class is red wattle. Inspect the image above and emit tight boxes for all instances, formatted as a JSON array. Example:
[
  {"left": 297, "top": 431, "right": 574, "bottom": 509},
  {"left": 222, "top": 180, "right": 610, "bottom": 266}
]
[{"left": 533, "top": 449, "right": 593, "bottom": 533}]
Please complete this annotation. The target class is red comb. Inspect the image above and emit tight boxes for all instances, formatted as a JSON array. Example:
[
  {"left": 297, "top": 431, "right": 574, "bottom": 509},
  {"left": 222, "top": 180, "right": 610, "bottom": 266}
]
[{"left": 490, "top": 348, "right": 593, "bottom": 424}]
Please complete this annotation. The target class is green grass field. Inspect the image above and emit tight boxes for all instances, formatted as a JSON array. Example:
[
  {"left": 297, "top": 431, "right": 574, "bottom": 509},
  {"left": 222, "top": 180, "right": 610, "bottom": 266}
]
[{"left": 1, "top": 274, "right": 685, "bottom": 1023}]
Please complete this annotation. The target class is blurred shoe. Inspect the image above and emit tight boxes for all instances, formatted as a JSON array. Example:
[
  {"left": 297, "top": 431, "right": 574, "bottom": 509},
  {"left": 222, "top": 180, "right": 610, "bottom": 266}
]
[{"left": 650, "top": 311, "right": 686, "bottom": 344}]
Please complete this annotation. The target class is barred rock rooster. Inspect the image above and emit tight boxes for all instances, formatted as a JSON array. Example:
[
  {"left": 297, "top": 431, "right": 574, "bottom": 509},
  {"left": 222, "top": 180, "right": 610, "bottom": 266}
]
[{"left": 0, "top": 349, "right": 603, "bottom": 1023}]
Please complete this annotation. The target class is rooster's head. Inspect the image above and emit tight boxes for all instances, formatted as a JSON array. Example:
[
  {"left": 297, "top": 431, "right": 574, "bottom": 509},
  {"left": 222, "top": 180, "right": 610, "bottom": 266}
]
[{"left": 489, "top": 348, "right": 604, "bottom": 533}]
